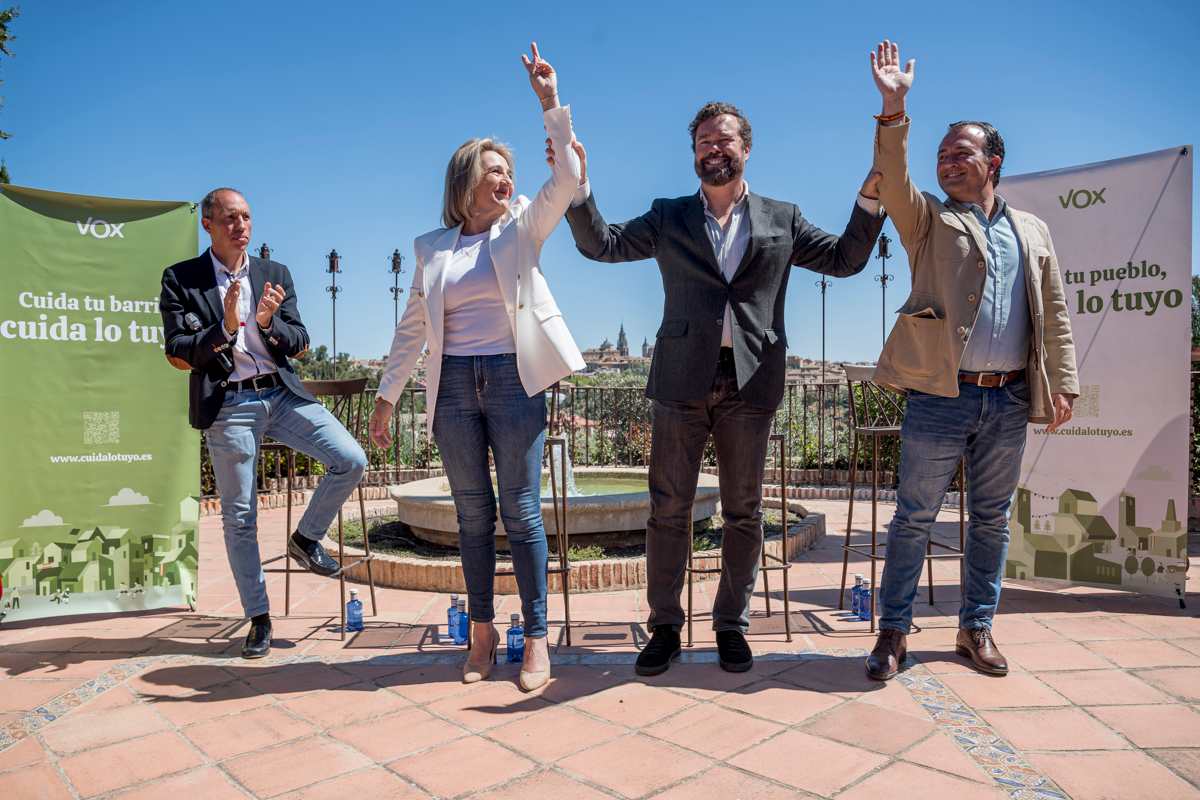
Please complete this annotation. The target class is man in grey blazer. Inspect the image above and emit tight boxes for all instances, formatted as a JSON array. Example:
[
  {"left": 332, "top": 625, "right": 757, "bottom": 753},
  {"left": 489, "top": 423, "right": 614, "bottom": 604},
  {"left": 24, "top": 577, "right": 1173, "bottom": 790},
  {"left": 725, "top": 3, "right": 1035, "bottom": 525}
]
[{"left": 565, "top": 102, "right": 885, "bottom": 674}]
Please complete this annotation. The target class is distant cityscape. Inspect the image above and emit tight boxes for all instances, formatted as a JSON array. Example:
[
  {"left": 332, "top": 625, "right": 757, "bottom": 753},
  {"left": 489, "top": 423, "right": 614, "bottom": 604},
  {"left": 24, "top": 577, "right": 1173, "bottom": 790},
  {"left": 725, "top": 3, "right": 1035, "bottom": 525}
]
[{"left": 349, "top": 322, "right": 869, "bottom": 386}]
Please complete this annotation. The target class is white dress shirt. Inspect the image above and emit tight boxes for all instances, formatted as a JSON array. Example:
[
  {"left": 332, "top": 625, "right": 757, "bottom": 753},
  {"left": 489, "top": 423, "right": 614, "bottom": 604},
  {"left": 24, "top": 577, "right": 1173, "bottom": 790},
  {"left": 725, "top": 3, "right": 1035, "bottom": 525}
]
[{"left": 210, "top": 249, "right": 278, "bottom": 382}]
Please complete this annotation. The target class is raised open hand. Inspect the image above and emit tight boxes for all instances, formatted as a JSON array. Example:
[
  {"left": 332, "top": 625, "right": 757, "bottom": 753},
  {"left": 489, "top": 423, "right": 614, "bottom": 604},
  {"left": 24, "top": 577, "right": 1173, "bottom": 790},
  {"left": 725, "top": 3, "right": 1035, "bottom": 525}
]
[
  {"left": 521, "top": 41, "right": 559, "bottom": 108},
  {"left": 870, "top": 39, "right": 914, "bottom": 112}
]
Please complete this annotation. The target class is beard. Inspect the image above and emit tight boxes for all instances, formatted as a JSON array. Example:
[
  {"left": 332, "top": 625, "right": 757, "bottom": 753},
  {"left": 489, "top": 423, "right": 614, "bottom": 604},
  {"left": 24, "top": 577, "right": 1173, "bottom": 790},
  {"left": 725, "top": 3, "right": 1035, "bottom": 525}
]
[{"left": 694, "top": 153, "right": 744, "bottom": 187}]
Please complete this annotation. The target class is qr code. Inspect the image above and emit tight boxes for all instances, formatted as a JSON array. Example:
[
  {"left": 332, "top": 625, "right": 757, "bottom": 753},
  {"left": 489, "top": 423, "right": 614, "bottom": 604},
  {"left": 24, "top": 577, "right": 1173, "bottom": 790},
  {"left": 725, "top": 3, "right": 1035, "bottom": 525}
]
[
  {"left": 83, "top": 411, "right": 120, "bottom": 444},
  {"left": 1074, "top": 385, "right": 1100, "bottom": 418}
]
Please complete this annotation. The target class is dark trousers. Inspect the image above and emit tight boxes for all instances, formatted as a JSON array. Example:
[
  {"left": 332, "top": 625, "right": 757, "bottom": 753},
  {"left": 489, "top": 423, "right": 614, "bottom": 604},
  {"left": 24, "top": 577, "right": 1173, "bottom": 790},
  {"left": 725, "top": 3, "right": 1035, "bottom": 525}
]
[{"left": 646, "top": 350, "right": 776, "bottom": 632}]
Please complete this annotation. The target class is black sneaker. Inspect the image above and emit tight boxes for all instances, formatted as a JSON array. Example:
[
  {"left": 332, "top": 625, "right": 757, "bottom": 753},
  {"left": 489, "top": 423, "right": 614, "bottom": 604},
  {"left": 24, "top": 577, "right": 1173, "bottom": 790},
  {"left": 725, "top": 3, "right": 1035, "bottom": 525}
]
[
  {"left": 716, "top": 629, "right": 753, "bottom": 673},
  {"left": 635, "top": 626, "right": 681, "bottom": 676},
  {"left": 288, "top": 532, "right": 341, "bottom": 577},
  {"left": 241, "top": 614, "right": 272, "bottom": 659}
]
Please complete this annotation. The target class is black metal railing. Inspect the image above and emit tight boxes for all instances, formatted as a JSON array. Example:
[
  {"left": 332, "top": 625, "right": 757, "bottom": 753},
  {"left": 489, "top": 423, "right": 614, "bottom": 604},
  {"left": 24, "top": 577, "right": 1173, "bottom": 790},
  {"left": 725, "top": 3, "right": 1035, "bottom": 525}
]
[{"left": 198, "top": 380, "right": 906, "bottom": 498}]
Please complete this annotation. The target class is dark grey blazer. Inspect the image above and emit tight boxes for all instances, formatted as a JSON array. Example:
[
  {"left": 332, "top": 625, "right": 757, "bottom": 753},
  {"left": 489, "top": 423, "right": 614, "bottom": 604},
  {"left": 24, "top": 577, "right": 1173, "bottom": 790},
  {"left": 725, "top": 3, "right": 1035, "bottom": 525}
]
[
  {"left": 566, "top": 191, "right": 883, "bottom": 408},
  {"left": 160, "top": 251, "right": 315, "bottom": 430}
]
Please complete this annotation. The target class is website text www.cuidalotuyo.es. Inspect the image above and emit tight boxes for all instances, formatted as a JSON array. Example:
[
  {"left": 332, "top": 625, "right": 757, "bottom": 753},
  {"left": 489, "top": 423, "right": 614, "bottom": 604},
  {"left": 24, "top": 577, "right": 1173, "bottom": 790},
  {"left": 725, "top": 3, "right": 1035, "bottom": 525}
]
[
  {"left": 1033, "top": 426, "right": 1134, "bottom": 438},
  {"left": 49, "top": 453, "right": 153, "bottom": 464}
]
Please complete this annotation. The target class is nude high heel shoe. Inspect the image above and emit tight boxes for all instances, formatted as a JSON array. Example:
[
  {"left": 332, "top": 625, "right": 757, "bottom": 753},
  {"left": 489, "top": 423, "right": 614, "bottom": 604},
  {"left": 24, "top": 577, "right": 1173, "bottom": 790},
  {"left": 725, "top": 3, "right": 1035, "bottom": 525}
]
[
  {"left": 518, "top": 636, "right": 551, "bottom": 692},
  {"left": 462, "top": 623, "right": 498, "bottom": 684}
]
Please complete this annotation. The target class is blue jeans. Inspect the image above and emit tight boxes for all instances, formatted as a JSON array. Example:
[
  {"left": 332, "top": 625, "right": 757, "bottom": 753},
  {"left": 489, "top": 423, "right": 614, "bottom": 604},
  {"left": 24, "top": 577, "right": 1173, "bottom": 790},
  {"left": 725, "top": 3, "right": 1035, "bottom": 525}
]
[
  {"left": 206, "top": 385, "right": 367, "bottom": 618},
  {"left": 433, "top": 354, "right": 549, "bottom": 638},
  {"left": 878, "top": 377, "right": 1030, "bottom": 633}
]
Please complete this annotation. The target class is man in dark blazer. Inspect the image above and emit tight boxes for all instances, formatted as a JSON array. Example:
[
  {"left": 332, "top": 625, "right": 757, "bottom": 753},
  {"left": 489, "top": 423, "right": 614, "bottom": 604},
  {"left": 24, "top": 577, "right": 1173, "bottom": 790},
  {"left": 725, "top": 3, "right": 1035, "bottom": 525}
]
[
  {"left": 160, "top": 188, "right": 366, "bottom": 658},
  {"left": 565, "top": 102, "right": 884, "bottom": 675}
]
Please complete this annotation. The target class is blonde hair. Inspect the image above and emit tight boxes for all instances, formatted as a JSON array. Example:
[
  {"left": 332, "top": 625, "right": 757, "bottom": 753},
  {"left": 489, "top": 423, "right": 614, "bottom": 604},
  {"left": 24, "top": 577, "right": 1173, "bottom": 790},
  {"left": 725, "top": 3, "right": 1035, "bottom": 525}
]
[{"left": 442, "top": 138, "right": 515, "bottom": 229}]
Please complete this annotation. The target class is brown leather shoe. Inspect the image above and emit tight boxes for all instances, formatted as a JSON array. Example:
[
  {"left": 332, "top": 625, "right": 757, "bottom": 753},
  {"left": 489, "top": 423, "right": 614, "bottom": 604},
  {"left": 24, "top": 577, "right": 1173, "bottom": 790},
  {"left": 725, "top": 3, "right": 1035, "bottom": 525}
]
[
  {"left": 865, "top": 629, "right": 907, "bottom": 681},
  {"left": 955, "top": 627, "right": 1008, "bottom": 676}
]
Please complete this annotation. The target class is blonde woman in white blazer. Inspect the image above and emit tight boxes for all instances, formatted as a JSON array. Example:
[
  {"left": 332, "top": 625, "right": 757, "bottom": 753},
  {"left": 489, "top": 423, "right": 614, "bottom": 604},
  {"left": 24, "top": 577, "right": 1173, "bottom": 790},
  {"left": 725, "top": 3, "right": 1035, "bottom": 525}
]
[{"left": 369, "top": 43, "right": 584, "bottom": 692}]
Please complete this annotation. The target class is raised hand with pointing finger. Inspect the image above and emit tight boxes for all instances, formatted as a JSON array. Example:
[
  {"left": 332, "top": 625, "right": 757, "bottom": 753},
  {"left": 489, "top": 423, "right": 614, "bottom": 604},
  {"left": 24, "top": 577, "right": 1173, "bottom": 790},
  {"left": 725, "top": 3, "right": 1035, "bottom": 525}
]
[{"left": 521, "top": 41, "right": 559, "bottom": 110}]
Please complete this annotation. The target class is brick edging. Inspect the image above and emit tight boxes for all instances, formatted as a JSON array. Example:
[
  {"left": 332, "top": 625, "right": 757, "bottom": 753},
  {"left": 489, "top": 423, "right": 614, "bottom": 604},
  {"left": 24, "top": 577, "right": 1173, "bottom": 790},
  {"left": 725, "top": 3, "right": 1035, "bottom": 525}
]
[{"left": 342, "top": 513, "right": 826, "bottom": 595}]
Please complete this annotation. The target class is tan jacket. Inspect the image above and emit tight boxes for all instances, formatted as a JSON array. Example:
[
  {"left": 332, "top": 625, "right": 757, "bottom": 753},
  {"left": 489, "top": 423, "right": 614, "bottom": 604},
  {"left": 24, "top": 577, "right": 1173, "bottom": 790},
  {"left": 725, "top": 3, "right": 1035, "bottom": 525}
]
[{"left": 872, "top": 121, "right": 1079, "bottom": 424}]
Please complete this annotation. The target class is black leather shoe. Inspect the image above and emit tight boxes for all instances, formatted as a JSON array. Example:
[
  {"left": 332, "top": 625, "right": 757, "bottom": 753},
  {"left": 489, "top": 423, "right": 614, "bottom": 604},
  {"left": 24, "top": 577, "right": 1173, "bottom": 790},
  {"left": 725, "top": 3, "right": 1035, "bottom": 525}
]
[
  {"left": 289, "top": 532, "right": 341, "bottom": 577},
  {"left": 716, "top": 629, "right": 754, "bottom": 673},
  {"left": 242, "top": 614, "right": 271, "bottom": 659},
  {"left": 865, "top": 628, "right": 907, "bottom": 681},
  {"left": 635, "top": 626, "right": 681, "bottom": 676}
]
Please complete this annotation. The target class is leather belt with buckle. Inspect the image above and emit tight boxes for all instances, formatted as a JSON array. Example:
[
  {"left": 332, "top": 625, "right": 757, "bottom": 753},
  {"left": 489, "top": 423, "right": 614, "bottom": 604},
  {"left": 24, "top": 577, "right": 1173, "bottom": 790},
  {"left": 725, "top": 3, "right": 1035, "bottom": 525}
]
[
  {"left": 958, "top": 369, "right": 1024, "bottom": 388},
  {"left": 228, "top": 372, "right": 283, "bottom": 392}
]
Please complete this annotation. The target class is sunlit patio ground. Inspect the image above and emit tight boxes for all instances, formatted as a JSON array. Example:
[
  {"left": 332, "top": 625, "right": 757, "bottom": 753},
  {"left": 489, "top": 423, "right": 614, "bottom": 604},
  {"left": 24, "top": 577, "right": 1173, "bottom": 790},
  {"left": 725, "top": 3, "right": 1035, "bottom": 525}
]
[{"left": 3, "top": 494, "right": 1199, "bottom": 799}]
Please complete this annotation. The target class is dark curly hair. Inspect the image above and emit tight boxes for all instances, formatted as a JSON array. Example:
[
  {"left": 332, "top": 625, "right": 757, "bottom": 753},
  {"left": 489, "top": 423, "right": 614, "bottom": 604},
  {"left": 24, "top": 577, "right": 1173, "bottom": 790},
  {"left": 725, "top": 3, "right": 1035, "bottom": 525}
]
[
  {"left": 688, "top": 102, "right": 752, "bottom": 151},
  {"left": 947, "top": 120, "right": 1005, "bottom": 186}
]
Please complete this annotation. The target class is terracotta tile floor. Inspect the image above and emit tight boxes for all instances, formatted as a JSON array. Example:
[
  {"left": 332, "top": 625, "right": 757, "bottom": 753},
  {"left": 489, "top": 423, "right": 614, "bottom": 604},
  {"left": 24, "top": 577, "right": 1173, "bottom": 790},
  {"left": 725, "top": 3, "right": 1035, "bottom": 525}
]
[{"left": 1, "top": 497, "right": 1198, "bottom": 799}]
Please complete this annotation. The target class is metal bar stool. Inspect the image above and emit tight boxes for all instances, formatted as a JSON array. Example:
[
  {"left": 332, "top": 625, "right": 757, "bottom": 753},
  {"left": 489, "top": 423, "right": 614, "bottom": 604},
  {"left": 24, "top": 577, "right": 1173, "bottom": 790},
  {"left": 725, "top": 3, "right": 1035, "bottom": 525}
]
[
  {"left": 490, "top": 382, "right": 574, "bottom": 650},
  {"left": 837, "top": 365, "right": 964, "bottom": 633},
  {"left": 261, "top": 377, "right": 377, "bottom": 641},
  {"left": 686, "top": 432, "right": 794, "bottom": 647}
]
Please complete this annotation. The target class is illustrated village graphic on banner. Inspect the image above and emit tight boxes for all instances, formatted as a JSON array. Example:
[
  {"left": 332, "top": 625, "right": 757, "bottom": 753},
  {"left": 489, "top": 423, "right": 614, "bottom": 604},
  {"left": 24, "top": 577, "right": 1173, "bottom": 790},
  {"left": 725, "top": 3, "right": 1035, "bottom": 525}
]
[
  {"left": 1000, "top": 146, "right": 1193, "bottom": 600},
  {"left": 0, "top": 185, "right": 198, "bottom": 622}
]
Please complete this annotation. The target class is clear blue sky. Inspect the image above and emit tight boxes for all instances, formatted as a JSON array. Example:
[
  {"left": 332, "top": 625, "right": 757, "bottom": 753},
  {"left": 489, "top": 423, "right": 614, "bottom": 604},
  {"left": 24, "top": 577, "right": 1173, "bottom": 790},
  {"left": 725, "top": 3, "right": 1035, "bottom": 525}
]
[{"left": 4, "top": 0, "right": 1197, "bottom": 361}]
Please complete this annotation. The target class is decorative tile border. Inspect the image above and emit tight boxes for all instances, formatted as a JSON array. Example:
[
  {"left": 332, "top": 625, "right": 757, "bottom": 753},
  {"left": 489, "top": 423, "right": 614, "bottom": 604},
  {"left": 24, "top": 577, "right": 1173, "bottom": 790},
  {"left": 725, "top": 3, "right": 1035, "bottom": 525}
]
[
  {"left": 0, "top": 657, "right": 157, "bottom": 750},
  {"left": 899, "top": 663, "right": 1069, "bottom": 799},
  {"left": 0, "top": 645, "right": 1069, "bottom": 799}
]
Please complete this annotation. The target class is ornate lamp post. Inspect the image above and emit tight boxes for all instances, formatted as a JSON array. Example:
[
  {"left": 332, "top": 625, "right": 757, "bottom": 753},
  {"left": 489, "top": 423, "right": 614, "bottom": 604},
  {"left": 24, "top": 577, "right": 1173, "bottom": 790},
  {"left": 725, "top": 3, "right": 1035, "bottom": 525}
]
[
  {"left": 387, "top": 248, "right": 406, "bottom": 474},
  {"left": 258, "top": 243, "right": 271, "bottom": 261},
  {"left": 326, "top": 249, "right": 341, "bottom": 379},
  {"left": 815, "top": 277, "right": 831, "bottom": 484},
  {"left": 389, "top": 249, "right": 405, "bottom": 328},
  {"left": 874, "top": 233, "right": 893, "bottom": 351}
]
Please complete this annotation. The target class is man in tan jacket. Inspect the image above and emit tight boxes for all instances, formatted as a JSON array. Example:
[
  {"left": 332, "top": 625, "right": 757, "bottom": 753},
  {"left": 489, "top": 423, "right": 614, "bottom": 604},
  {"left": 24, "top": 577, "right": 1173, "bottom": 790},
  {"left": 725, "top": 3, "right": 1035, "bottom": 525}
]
[{"left": 865, "top": 41, "right": 1079, "bottom": 680}]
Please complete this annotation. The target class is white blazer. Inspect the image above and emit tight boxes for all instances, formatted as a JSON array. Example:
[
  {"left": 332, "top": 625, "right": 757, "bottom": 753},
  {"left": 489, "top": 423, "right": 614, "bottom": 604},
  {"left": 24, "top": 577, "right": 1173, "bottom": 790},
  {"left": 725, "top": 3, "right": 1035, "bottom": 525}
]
[{"left": 377, "top": 105, "right": 586, "bottom": 436}]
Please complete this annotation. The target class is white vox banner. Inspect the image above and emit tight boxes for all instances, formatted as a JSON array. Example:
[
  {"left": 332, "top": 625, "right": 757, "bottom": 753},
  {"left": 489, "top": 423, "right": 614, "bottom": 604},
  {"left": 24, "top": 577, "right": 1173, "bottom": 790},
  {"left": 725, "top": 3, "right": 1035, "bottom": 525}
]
[{"left": 1000, "top": 145, "right": 1192, "bottom": 600}]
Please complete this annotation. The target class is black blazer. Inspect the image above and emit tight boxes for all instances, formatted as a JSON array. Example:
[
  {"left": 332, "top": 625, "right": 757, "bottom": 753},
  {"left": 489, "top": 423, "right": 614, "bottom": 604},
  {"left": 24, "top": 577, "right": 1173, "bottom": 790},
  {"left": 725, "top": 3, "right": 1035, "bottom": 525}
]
[
  {"left": 160, "top": 250, "right": 315, "bottom": 430},
  {"left": 566, "top": 191, "right": 883, "bottom": 408}
]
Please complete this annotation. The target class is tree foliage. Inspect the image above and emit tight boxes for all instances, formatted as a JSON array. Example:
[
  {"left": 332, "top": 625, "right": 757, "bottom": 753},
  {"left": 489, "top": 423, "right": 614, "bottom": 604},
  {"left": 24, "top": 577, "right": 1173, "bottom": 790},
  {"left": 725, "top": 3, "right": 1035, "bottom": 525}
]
[
  {"left": 0, "top": 7, "right": 17, "bottom": 143},
  {"left": 1191, "top": 275, "right": 1199, "bottom": 349}
]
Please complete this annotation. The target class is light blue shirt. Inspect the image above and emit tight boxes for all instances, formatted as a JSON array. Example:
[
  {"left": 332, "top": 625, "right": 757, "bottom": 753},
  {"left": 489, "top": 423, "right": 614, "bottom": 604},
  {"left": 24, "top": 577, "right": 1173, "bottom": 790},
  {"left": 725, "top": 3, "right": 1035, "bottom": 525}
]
[
  {"left": 700, "top": 182, "right": 751, "bottom": 348},
  {"left": 959, "top": 196, "right": 1030, "bottom": 373}
]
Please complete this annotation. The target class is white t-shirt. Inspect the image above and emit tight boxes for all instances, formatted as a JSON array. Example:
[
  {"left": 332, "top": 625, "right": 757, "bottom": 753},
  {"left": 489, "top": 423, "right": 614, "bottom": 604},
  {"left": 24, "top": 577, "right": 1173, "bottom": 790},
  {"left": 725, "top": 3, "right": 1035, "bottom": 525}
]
[{"left": 442, "top": 231, "right": 517, "bottom": 356}]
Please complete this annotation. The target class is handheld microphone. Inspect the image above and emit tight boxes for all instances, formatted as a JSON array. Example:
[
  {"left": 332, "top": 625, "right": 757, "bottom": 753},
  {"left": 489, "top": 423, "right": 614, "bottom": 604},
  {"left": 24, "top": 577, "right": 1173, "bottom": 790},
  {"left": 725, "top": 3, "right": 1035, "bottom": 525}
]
[{"left": 183, "top": 312, "right": 235, "bottom": 373}]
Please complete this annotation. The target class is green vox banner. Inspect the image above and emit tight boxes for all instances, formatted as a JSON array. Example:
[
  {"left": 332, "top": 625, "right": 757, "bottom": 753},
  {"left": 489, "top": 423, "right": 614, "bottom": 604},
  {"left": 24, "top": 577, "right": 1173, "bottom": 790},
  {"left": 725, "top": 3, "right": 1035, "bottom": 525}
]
[{"left": 0, "top": 184, "right": 199, "bottom": 622}]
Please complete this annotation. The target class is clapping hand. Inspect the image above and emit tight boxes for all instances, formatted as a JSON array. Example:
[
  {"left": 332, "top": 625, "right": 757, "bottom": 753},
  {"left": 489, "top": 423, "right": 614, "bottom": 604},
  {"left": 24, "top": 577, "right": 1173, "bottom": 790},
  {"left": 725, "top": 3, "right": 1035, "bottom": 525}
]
[
  {"left": 222, "top": 280, "right": 241, "bottom": 336},
  {"left": 521, "top": 41, "right": 559, "bottom": 109},
  {"left": 870, "top": 39, "right": 914, "bottom": 117},
  {"left": 255, "top": 282, "right": 286, "bottom": 328}
]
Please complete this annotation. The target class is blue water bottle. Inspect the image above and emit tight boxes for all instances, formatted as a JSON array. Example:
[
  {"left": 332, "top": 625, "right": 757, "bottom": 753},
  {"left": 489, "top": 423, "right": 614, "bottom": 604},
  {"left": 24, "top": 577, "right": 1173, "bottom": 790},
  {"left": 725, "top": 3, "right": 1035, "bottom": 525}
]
[
  {"left": 851, "top": 574, "right": 863, "bottom": 617},
  {"left": 858, "top": 580, "right": 872, "bottom": 622},
  {"left": 447, "top": 593, "right": 460, "bottom": 641},
  {"left": 506, "top": 614, "right": 525, "bottom": 663},
  {"left": 455, "top": 598, "right": 469, "bottom": 645},
  {"left": 346, "top": 589, "right": 364, "bottom": 632}
]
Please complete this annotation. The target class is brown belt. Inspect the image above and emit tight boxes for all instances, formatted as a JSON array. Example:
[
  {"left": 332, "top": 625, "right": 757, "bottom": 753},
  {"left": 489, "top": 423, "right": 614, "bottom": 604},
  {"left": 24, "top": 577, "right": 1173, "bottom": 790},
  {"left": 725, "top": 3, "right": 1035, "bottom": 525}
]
[{"left": 958, "top": 369, "right": 1024, "bottom": 388}]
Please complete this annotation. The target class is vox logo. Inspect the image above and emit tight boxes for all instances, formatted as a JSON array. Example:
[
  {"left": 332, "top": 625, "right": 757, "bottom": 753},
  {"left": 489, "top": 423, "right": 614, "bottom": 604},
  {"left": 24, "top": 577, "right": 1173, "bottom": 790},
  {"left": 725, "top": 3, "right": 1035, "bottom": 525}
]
[
  {"left": 1058, "top": 188, "right": 1107, "bottom": 209},
  {"left": 75, "top": 217, "right": 125, "bottom": 239}
]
